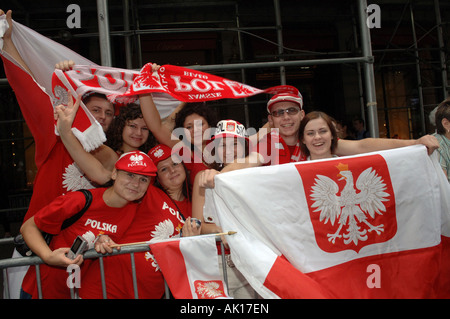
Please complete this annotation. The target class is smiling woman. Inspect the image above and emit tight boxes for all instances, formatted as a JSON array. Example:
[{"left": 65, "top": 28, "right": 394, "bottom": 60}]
[{"left": 299, "top": 111, "right": 338, "bottom": 161}]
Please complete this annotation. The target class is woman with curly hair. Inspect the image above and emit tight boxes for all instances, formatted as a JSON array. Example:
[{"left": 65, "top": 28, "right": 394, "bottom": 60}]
[{"left": 105, "top": 103, "right": 157, "bottom": 155}]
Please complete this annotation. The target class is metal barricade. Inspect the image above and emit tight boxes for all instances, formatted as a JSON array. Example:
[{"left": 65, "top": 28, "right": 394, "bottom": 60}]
[{"left": 0, "top": 238, "right": 228, "bottom": 299}]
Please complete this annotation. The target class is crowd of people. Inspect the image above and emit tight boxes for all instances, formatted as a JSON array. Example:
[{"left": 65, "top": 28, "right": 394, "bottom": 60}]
[{"left": 1, "top": 8, "right": 447, "bottom": 299}]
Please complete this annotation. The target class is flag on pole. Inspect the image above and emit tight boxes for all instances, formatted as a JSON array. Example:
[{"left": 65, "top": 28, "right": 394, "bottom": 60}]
[
  {"left": 149, "top": 235, "right": 231, "bottom": 299},
  {"left": 204, "top": 145, "right": 450, "bottom": 298}
]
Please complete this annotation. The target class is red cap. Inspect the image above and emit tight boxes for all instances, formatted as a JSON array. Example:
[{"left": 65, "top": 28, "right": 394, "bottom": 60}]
[
  {"left": 148, "top": 144, "right": 175, "bottom": 166},
  {"left": 267, "top": 93, "right": 303, "bottom": 113},
  {"left": 115, "top": 151, "right": 157, "bottom": 176}
]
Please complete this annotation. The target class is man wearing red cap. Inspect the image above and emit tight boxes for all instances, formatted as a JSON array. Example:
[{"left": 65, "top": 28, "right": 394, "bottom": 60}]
[
  {"left": 198, "top": 91, "right": 439, "bottom": 187},
  {"left": 257, "top": 93, "right": 306, "bottom": 165},
  {"left": 19, "top": 151, "right": 156, "bottom": 299}
]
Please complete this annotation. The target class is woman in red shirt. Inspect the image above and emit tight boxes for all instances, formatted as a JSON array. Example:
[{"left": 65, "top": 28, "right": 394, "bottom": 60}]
[
  {"left": 20, "top": 151, "right": 157, "bottom": 299},
  {"left": 148, "top": 144, "right": 192, "bottom": 219}
]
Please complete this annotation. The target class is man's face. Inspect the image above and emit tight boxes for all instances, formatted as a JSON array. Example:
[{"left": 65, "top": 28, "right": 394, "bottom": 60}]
[
  {"left": 85, "top": 96, "right": 115, "bottom": 132},
  {"left": 268, "top": 101, "right": 304, "bottom": 141}
]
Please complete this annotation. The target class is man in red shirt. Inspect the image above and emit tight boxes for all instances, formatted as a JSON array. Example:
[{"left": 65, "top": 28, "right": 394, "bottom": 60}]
[{"left": 198, "top": 91, "right": 439, "bottom": 187}]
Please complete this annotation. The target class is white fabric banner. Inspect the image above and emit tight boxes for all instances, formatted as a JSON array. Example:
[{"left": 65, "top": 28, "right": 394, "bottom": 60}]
[{"left": 204, "top": 145, "right": 450, "bottom": 298}]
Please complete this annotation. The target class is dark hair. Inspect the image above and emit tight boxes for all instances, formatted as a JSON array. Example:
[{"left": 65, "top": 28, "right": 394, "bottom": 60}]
[
  {"left": 174, "top": 102, "right": 217, "bottom": 132},
  {"left": 299, "top": 111, "right": 338, "bottom": 157},
  {"left": 435, "top": 98, "right": 450, "bottom": 135},
  {"left": 83, "top": 92, "right": 108, "bottom": 104},
  {"left": 153, "top": 162, "right": 191, "bottom": 201},
  {"left": 105, "top": 103, "right": 156, "bottom": 154}
]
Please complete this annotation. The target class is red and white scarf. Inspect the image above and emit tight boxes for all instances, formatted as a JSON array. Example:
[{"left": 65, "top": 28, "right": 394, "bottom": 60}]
[
  {"left": 52, "top": 62, "right": 298, "bottom": 151},
  {"left": 121, "top": 62, "right": 298, "bottom": 102},
  {"left": 2, "top": 15, "right": 298, "bottom": 153}
]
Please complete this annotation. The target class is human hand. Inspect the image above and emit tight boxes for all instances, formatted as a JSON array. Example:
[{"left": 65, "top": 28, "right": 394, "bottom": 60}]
[
  {"left": 0, "top": 10, "right": 13, "bottom": 41},
  {"left": 415, "top": 134, "right": 439, "bottom": 155},
  {"left": 55, "top": 60, "right": 75, "bottom": 71},
  {"left": 181, "top": 217, "right": 202, "bottom": 237},
  {"left": 198, "top": 169, "right": 220, "bottom": 188},
  {"left": 94, "top": 234, "right": 118, "bottom": 254},
  {"left": 151, "top": 63, "right": 161, "bottom": 73},
  {"left": 54, "top": 91, "right": 81, "bottom": 135},
  {"left": 42, "top": 247, "right": 83, "bottom": 268}
]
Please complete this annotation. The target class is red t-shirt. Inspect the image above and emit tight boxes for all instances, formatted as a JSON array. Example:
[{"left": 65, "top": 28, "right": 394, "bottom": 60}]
[
  {"left": 24, "top": 139, "right": 96, "bottom": 222},
  {"left": 79, "top": 185, "right": 186, "bottom": 299},
  {"left": 21, "top": 188, "right": 138, "bottom": 299},
  {"left": 253, "top": 131, "right": 306, "bottom": 165}
]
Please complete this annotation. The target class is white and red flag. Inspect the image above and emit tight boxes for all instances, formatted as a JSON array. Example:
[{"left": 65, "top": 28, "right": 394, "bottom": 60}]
[
  {"left": 204, "top": 145, "right": 450, "bottom": 298},
  {"left": 1, "top": 16, "right": 298, "bottom": 152},
  {"left": 0, "top": 16, "right": 181, "bottom": 152},
  {"left": 149, "top": 235, "right": 231, "bottom": 299}
]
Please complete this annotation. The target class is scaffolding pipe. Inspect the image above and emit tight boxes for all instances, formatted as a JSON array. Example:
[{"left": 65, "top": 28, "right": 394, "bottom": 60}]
[
  {"left": 410, "top": 3, "right": 426, "bottom": 136},
  {"left": 357, "top": 0, "right": 379, "bottom": 138},
  {"left": 351, "top": 5, "right": 366, "bottom": 127},
  {"left": 123, "top": 0, "right": 133, "bottom": 69},
  {"left": 434, "top": 0, "right": 449, "bottom": 100},
  {"left": 96, "top": 0, "right": 112, "bottom": 66},
  {"left": 273, "top": 0, "right": 286, "bottom": 85},
  {"left": 235, "top": 3, "right": 250, "bottom": 128},
  {"left": 190, "top": 56, "right": 371, "bottom": 71}
]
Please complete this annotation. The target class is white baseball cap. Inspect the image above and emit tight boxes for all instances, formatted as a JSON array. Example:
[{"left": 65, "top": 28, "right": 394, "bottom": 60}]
[{"left": 212, "top": 119, "right": 248, "bottom": 140}]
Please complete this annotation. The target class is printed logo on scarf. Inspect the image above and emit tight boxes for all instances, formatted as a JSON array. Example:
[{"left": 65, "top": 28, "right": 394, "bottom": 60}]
[{"left": 295, "top": 154, "right": 397, "bottom": 253}]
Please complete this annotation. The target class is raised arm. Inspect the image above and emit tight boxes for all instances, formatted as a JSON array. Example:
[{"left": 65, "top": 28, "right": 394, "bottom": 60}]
[
  {"left": 335, "top": 135, "right": 439, "bottom": 156},
  {"left": 139, "top": 93, "right": 180, "bottom": 148},
  {"left": 55, "top": 94, "right": 115, "bottom": 185},
  {"left": 0, "top": 9, "right": 33, "bottom": 75}
]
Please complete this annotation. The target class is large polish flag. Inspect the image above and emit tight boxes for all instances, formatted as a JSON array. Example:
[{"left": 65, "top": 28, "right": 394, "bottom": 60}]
[
  {"left": 204, "top": 145, "right": 450, "bottom": 299},
  {"left": 149, "top": 235, "right": 231, "bottom": 299}
]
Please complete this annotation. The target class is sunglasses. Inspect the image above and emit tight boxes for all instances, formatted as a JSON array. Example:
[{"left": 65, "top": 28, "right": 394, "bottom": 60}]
[{"left": 270, "top": 107, "right": 300, "bottom": 117}]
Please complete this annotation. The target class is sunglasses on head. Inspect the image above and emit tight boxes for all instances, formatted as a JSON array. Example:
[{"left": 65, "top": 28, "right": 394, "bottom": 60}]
[{"left": 270, "top": 107, "right": 300, "bottom": 117}]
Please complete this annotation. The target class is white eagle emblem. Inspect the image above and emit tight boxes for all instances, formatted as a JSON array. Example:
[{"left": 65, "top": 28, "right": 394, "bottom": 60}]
[
  {"left": 130, "top": 154, "right": 144, "bottom": 164},
  {"left": 310, "top": 165, "right": 390, "bottom": 246}
]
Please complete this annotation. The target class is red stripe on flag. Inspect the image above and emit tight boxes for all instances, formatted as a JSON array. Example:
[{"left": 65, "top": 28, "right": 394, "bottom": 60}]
[
  {"left": 1, "top": 56, "right": 56, "bottom": 168},
  {"left": 150, "top": 240, "right": 192, "bottom": 298},
  {"left": 306, "top": 241, "right": 449, "bottom": 299},
  {"left": 437, "top": 236, "right": 450, "bottom": 298},
  {"left": 264, "top": 238, "right": 450, "bottom": 299},
  {"left": 263, "top": 256, "right": 332, "bottom": 299}
]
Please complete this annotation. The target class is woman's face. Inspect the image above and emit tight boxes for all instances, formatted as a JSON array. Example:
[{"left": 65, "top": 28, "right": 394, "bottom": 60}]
[
  {"left": 112, "top": 169, "right": 151, "bottom": 202},
  {"left": 121, "top": 117, "right": 150, "bottom": 152},
  {"left": 302, "top": 117, "right": 333, "bottom": 160},
  {"left": 183, "top": 113, "right": 209, "bottom": 144},
  {"left": 216, "top": 137, "right": 246, "bottom": 165},
  {"left": 156, "top": 156, "right": 186, "bottom": 191}
]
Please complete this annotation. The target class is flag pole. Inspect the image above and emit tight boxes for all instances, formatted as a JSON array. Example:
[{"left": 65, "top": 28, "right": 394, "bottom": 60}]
[{"left": 109, "top": 231, "right": 237, "bottom": 248}]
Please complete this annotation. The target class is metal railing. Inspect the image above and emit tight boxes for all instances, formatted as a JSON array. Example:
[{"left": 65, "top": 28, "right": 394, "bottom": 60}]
[{"left": 0, "top": 238, "right": 229, "bottom": 299}]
